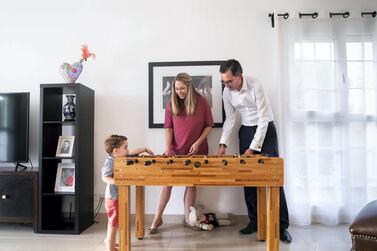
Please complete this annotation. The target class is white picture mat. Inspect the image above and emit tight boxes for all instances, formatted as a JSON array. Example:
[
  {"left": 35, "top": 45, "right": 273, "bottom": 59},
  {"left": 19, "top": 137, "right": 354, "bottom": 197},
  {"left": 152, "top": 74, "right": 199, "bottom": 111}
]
[
  {"left": 54, "top": 163, "right": 75, "bottom": 193},
  {"left": 152, "top": 65, "right": 223, "bottom": 124}
]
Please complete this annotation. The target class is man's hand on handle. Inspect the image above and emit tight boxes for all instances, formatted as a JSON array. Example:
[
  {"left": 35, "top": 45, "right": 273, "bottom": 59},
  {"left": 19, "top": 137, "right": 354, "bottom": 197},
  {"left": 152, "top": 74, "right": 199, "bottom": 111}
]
[
  {"left": 243, "top": 148, "right": 254, "bottom": 156},
  {"left": 218, "top": 144, "right": 226, "bottom": 155}
]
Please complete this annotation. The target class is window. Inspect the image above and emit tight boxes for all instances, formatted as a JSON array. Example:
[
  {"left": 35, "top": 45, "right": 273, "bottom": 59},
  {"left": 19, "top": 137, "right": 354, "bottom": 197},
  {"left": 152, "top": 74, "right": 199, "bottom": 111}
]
[{"left": 288, "top": 36, "right": 377, "bottom": 205}]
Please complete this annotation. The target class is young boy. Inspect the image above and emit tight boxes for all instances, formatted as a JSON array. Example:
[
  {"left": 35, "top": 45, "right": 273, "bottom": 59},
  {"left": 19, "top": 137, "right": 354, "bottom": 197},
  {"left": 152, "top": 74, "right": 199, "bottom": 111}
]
[{"left": 102, "top": 135, "right": 154, "bottom": 251}]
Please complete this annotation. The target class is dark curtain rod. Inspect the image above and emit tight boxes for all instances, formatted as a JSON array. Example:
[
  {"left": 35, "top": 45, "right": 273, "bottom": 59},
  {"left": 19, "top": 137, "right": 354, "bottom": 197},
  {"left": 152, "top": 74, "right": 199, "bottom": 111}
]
[{"left": 269, "top": 11, "right": 376, "bottom": 28}]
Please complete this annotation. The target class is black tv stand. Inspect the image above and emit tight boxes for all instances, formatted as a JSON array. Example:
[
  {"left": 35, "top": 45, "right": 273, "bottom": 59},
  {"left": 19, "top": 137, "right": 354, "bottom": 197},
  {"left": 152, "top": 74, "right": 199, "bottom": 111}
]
[
  {"left": 0, "top": 171, "right": 37, "bottom": 232},
  {"left": 15, "top": 163, "right": 28, "bottom": 172}
]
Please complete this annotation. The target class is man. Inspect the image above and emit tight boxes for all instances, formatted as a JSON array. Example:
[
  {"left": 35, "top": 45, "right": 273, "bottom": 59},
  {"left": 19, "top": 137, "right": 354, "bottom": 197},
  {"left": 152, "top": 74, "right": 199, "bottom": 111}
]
[
  {"left": 61, "top": 140, "right": 71, "bottom": 154},
  {"left": 217, "top": 59, "right": 292, "bottom": 243}
]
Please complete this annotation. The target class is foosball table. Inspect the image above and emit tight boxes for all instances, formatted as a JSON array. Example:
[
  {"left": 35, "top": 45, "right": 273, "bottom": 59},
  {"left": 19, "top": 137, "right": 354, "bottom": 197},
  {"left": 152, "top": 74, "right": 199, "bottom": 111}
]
[{"left": 114, "top": 155, "right": 284, "bottom": 251}]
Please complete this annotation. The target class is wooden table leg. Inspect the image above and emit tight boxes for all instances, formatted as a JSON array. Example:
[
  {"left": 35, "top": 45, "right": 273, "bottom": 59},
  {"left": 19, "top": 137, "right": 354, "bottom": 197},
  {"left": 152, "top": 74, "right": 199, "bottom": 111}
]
[
  {"left": 119, "top": 186, "right": 131, "bottom": 251},
  {"left": 267, "top": 186, "right": 280, "bottom": 251},
  {"left": 135, "top": 186, "right": 145, "bottom": 239},
  {"left": 257, "top": 187, "right": 267, "bottom": 241}
]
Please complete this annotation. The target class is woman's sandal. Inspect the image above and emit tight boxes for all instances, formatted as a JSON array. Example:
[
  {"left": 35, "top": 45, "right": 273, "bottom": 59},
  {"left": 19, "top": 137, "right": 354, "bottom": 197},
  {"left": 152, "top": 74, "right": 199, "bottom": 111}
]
[
  {"left": 183, "top": 221, "right": 202, "bottom": 231},
  {"left": 148, "top": 219, "right": 163, "bottom": 234}
]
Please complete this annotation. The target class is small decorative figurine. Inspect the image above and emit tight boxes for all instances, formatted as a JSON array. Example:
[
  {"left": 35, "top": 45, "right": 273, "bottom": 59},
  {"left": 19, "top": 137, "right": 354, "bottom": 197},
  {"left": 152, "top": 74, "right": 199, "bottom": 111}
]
[{"left": 60, "top": 45, "right": 95, "bottom": 83}]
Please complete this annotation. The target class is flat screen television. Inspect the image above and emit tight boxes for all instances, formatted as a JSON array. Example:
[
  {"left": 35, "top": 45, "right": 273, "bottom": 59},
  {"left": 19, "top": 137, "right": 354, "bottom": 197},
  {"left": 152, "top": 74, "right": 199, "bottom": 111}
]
[{"left": 0, "top": 92, "right": 29, "bottom": 164}]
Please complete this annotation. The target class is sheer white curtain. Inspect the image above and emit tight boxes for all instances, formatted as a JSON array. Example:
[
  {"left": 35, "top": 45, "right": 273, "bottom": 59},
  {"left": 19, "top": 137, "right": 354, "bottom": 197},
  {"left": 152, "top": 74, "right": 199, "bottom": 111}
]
[{"left": 275, "top": 12, "right": 377, "bottom": 225}]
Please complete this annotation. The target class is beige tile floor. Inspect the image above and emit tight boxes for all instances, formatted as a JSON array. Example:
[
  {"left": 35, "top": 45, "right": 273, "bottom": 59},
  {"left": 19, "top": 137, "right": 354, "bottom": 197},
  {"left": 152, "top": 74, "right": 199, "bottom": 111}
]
[{"left": 0, "top": 215, "right": 352, "bottom": 251}]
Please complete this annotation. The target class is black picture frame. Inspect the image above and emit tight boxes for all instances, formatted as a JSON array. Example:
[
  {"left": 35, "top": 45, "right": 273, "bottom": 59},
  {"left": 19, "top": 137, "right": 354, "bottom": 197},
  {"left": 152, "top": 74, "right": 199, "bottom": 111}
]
[{"left": 148, "top": 61, "right": 225, "bottom": 128}]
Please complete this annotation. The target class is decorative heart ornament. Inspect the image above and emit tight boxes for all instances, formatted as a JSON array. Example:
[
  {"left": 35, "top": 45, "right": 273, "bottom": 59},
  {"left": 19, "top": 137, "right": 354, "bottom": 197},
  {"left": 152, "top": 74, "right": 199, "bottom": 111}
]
[{"left": 59, "top": 62, "right": 83, "bottom": 83}]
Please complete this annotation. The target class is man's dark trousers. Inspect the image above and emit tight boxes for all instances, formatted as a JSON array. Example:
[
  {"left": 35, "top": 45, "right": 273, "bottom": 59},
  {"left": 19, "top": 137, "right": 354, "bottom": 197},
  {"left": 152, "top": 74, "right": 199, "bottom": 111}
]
[{"left": 239, "top": 122, "right": 289, "bottom": 231}]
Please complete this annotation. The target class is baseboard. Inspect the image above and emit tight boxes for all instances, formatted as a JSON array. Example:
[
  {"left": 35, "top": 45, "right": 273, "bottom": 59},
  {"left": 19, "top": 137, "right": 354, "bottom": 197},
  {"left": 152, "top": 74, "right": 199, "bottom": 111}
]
[{"left": 95, "top": 213, "right": 248, "bottom": 224}]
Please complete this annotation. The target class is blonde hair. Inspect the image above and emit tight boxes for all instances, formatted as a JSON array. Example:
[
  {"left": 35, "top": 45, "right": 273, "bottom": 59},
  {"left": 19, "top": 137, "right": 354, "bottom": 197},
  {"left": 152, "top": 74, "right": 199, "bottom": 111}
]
[
  {"left": 104, "top": 135, "right": 128, "bottom": 154},
  {"left": 171, "top": 72, "right": 198, "bottom": 116}
]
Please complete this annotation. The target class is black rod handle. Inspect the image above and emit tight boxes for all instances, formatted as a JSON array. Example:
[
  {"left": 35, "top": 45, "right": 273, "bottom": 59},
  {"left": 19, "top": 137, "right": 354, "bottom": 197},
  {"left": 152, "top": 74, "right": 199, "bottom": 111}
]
[{"left": 144, "top": 160, "right": 152, "bottom": 166}]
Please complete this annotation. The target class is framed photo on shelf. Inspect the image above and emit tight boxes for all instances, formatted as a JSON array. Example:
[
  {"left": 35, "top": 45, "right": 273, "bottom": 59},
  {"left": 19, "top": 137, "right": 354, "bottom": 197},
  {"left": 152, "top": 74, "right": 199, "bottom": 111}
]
[
  {"left": 56, "top": 136, "right": 75, "bottom": 157},
  {"left": 54, "top": 163, "right": 75, "bottom": 193},
  {"left": 148, "top": 61, "right": 225, "bottom": 128}
]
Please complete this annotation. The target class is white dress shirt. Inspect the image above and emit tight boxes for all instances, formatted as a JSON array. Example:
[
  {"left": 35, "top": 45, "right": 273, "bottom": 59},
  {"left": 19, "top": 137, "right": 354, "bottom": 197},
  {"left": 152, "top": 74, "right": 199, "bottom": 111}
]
[{"left": 220, "top": 76, "right": 274, "bottom": 152}]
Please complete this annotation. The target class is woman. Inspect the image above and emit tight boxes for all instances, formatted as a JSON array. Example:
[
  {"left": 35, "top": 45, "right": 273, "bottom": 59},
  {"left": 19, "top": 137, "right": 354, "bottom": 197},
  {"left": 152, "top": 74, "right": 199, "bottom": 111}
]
[{"left": 149, "top": 72, "right": 214, "bottom": 234}]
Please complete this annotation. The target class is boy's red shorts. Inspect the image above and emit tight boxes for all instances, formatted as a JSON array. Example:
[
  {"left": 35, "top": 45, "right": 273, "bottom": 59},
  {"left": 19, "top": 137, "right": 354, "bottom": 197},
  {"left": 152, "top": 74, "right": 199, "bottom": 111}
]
[{"left": 105, "top": 199, "right": 119, "bottom": 227}]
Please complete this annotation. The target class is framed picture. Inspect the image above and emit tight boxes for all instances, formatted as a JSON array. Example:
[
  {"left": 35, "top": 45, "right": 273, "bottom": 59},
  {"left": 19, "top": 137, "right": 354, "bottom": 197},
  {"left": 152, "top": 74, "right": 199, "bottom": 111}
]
[
  {"left": 148, "top": 61, "right": 225, "bottom": 128},
  {"left": 54, "top": 163, "right": 75, "bottom": 193},
  {"left": 56, "top": 136, "right": 75, "bottom": 157}
]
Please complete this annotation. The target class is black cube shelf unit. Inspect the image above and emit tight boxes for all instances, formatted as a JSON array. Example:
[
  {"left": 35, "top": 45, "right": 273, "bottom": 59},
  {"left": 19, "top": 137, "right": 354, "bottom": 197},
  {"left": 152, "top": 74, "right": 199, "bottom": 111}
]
[{"left": 38, "top": 83, "right": 94, "bottom": 234}]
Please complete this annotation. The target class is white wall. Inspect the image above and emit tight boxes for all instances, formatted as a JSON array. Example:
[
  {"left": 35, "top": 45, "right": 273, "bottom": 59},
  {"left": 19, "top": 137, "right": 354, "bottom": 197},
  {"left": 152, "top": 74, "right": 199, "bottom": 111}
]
[{"left": 1, "top": 0, "right": 376, "bottom": 215}]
